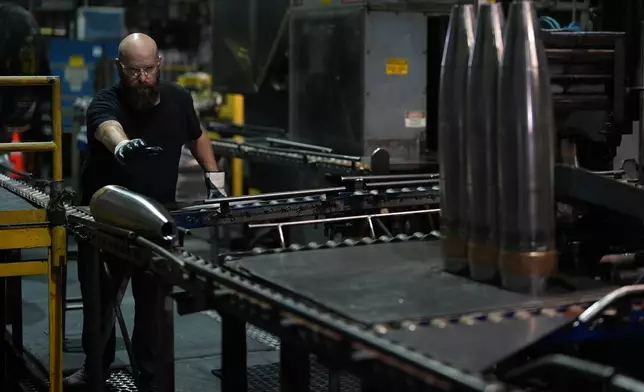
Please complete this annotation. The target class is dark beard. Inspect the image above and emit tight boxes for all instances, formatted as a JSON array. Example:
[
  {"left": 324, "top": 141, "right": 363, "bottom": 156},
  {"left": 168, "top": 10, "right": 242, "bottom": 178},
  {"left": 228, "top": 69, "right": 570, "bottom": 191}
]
[{"left": 120, "top": 74, "right": 160, "bottom": 111}]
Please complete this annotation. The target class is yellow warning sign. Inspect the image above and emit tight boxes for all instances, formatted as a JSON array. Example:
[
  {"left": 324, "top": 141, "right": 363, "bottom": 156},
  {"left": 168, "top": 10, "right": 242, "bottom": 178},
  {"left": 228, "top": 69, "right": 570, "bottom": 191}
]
[
  {"left": 68, "top": 55, "right": 85, "bottom": 67},
  {"left": 320, "top": 0, "right": 332, "bottom": 4},
  {"left": 386, "top": 58, "right": 408, "bottom": 75}
]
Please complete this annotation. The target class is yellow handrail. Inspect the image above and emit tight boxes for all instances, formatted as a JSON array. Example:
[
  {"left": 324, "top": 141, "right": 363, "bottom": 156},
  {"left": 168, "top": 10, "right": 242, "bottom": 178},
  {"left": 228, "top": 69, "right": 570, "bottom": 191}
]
[
  {"left": 0, "top": 76, "right": 63, "bottom": 182},
  {"left": 0, "top": 75, "right": 65, "bottom": 392},
  {"left": 0, "top": 141, "right": 56, "bottom": 152}
]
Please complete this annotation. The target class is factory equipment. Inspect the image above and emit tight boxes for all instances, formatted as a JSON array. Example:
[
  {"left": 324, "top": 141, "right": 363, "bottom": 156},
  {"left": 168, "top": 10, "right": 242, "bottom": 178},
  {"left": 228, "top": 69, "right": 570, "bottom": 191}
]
[
  {"left": 289, "top": 0, "right": 439, "bottom": 164},
  {"left": 6, "top": 1, "right": 644, "bottom": 391},
  {"left": 205, "top": 0, "right": 631, "bottom": 192},
  {"left": 5, "top": 154, "right": 644, "bottom": 392}
]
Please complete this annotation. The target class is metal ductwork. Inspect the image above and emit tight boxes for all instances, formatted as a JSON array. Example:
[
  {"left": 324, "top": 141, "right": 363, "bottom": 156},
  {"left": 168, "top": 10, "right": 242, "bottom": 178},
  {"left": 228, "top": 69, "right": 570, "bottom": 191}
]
[{"left": 209, "top": 0, "right": 290, "bottom": 93}]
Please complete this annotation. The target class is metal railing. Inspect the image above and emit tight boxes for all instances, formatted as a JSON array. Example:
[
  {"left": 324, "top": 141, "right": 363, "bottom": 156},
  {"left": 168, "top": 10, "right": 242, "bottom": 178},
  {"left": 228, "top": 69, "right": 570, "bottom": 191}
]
[{"left": 0, "top": 76, "right": 66, "bottom": 392}]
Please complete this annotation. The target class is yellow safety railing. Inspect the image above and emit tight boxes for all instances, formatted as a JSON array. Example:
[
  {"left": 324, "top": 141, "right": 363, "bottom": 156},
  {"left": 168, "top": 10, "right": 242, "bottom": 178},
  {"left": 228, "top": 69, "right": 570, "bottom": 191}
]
[
  {"left": 230, "top": 95, "right": 244, "bottom": 196},
  {"left": 208, "top": 94, "right": 245, "bottom": 196},
  {"left": 0, "top": 76, "right": 65, "bottom": 392}
]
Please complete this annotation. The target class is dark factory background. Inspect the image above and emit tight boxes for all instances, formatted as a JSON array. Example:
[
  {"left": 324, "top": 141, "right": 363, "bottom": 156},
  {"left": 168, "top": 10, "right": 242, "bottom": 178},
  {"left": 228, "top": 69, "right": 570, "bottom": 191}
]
[
  {"left": 5, "top": 1, "right": 644, "bottom": 392},
  {"left": 7, "top": 0, "right": 644, "bottom": 192}
]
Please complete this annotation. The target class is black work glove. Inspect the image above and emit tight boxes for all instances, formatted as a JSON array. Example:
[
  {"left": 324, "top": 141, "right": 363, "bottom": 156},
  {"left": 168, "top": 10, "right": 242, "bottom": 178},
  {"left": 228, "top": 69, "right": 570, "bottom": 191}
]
[
  {"left": 204, "top": 171, "right": 227, "bottom": 199},
  {"left": 114, "top": 138, "right": 163, "bottom": 165}
]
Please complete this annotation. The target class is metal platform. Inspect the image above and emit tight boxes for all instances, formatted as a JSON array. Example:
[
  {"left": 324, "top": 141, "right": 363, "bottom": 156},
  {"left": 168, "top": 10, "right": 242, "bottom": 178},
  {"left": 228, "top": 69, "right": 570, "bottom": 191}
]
[
  {"left": 228, "top": 240, "right": 615, "bottom": 325},
  {"left": 226, "top": 239, "right": 621, "bottom": 373}
]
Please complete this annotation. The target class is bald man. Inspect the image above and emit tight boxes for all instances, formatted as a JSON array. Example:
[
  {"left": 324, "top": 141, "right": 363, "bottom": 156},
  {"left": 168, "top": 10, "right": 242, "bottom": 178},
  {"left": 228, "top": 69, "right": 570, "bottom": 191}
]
[{"left": 65, "top": 34, "right": 225, "bottom": 391}]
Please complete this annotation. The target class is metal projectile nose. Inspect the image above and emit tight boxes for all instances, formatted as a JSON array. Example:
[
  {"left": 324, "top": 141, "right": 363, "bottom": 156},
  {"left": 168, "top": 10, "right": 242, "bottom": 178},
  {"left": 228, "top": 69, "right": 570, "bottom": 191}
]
[
  {"left": 503, "top": 0, "right": 549, "bottom": 72},
  {"left": 90, "top": 185, "right": 178, "bottom": 241},
  {"left": 441, "top": 5, "right": 476, "bottom": 69},
  {"left": 469, "top": 3, "right": 504, "bottom": 69}
]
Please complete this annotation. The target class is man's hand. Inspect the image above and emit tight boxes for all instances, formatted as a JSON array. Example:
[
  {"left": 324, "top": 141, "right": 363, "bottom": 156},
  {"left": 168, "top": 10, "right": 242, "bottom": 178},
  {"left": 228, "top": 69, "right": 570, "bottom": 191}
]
[
  {"left": 205, "top": 171, "right": 227, "bottom": 199},
  {"left": 114, "top": 138, "right": 163, "bottom": 165}
]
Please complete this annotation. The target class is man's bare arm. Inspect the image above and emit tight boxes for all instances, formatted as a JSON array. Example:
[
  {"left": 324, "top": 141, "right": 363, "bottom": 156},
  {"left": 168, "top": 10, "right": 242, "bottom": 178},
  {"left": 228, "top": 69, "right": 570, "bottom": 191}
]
[
  {"left": 95, "top": 120, "right": 128, "bottom": 153},
  {"left": 188, "top": 130, "right": 219, "bottom": 172}
]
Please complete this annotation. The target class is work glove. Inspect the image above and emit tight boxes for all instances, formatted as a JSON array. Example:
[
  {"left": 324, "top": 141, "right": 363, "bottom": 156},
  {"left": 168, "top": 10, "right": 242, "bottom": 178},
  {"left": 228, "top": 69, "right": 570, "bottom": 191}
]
[
  {"left": 205, "top": 171, "right": 227, "bottom": 199},
  {"left": 114, "top": 138, "right": 163, "bottom": 165}
]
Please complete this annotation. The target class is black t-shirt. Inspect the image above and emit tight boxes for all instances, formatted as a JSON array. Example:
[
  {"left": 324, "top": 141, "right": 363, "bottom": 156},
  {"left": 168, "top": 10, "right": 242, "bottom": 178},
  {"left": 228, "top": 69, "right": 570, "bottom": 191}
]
[{"left": 80, "top": 81, "right": 202, "bottom": 205}]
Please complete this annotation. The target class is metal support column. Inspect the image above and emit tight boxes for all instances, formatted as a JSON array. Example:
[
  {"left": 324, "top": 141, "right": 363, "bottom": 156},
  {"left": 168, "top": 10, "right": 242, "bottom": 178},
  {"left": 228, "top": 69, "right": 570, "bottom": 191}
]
[
  {"left": 0, "top": 267, "right": 6, "bottom": 388},
  {"left": 156, "top": 280, "right": 175, "bottom": 392},
  {"left": 84, "top": 244, "right": 103, "bottom": 391},
  {"left": 220, "top": 311, "right": 248, "bottom": 392},
  {"left": 48, "top": 76, "right": 67, "bottom": 392},
  {"left": 231, "top": 95, "right": 245, "bottom": 197},
  {"left": 638, "top": 21, "right": 644, "bottom": 184},
  {"left": 8, "top": 275, "right": 23, "bottom": 351},
  {"left": 279, "top": 337, "right": 310, "bottom": 392}
]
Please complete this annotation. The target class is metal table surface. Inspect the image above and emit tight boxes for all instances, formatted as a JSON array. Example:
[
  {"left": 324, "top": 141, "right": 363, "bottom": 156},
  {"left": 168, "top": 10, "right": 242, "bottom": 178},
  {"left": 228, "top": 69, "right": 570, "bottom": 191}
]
[
  {"left": 383, "top": 315, "right": 573, "bottom": 372},
  {"left": 228, "top": 240, "right": 614, "bottom": 325},
  {"left": 0, "top": 186, "right": 37, "bottom": 211}
]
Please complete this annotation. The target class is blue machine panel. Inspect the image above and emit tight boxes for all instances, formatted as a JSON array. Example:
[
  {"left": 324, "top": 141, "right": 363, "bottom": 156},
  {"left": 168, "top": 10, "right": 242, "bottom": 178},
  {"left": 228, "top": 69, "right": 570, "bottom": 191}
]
[{"left": 48, "top": 38, "right": 119, "bottom": 131}]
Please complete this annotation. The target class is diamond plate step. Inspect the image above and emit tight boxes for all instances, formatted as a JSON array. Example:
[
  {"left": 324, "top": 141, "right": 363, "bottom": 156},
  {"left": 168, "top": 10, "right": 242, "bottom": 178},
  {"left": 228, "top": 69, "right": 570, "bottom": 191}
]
[
  {"left": 19, "top": 370, "right": 137, "bottom": 392},
  {"left": 213, "top": 357, "right": 362, "bottom": 392}
]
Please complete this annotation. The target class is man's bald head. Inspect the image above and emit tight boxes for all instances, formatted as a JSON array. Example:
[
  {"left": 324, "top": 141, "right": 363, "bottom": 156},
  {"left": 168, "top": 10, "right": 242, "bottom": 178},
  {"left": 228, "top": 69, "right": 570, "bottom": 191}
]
[
  {"left": 117, "top": 33, "right": 158, "bottom": 63},
  {"left": 116, "top": 33, "right": 162, "bottom": 110}
]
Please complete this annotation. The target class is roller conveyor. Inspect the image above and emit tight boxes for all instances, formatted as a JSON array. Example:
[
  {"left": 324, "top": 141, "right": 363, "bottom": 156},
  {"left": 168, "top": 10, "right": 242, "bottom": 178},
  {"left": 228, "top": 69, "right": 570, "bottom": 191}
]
[
  {"left": 4, "top": 172, "right": 644, "bottom": 392},
  {"left": 171, "top": 185, "right": 439, "bottom": 228},
  {"left": 0, "top": 173, "right": 505, "bottom": 392},
  {"left": 210, "top": 139, "right": 370, "bottom": 174}
]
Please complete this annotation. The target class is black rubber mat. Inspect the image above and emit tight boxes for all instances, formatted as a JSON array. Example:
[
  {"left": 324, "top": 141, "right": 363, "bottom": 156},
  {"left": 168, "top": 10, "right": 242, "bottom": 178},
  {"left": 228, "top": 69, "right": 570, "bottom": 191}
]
[
  {"left": 384, "top": 315, "right": 573, "bottom": 372},
  {"left": 0, "top": 186, "right": 36, "bottom": 210},
  {"left": 230, "top": 241, "right": 613, "bottom": 325}
]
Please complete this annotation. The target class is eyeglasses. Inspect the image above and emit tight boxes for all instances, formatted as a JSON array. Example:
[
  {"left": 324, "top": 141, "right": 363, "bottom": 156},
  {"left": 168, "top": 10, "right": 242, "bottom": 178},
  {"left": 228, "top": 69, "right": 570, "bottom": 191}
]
[{"left": 118, "top": 59, "right": 159, "bottom": 78}]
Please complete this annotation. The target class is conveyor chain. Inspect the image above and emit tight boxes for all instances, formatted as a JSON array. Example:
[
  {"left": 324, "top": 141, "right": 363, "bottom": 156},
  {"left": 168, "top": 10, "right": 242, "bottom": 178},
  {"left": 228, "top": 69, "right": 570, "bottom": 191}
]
[
  {"left": 0, "top": 173, "right": 93, "bottom": 223},
  {"left": 225, "top": 232, "right": 439, "bottom": 258},
  {"left": 174, "top": 186, "right": 439, "bottom": 228},
  {"left": 387, "top": 302, "right": 590, "bottom": 332}
]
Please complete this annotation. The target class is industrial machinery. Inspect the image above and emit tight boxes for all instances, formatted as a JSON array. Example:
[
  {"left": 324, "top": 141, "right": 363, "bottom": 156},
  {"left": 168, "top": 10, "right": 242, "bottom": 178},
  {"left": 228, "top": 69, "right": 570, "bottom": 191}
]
[
  {"left": 6, "top": 1, "right": 644, "bottom": 392},
  {"left": 207, "top": 0, "right": 636, "bottom": 186},
  {"left": 204, "top": 0, "right": 644, "bottom": 270},
  {"left": 4, "top": 155, "right": 644, "bottom": 392}
]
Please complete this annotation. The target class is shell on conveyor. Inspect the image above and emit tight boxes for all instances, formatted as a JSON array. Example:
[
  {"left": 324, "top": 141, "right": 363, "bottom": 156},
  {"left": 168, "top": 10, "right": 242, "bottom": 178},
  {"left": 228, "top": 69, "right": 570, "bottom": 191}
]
[
  {"left": 438, "top": 3, "right": 476, "bottom": 274},
  {"left": 497, "top": 0, "right": 558, "bottom": 294},
  {"left": 465, "top": 1, "right": 505, "bottom": 282},
  {"left": 90, "top": 185, "right": 177, "bottom": 241}
]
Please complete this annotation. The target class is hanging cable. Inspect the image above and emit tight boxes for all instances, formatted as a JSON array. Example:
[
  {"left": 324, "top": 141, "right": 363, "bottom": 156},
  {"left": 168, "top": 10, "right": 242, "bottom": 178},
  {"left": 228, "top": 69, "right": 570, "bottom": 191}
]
[{"left": 540, "top": 15, "right": 582, "bottom": 32}]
